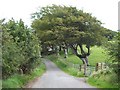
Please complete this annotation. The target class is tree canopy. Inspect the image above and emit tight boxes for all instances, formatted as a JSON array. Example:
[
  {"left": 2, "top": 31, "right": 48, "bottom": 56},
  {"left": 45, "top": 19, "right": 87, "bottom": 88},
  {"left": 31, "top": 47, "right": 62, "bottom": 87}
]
[
  {"left": 32, "top": 5, "right": 106, "bottom": 47},
  {"left": 31, "top": 5, "right": 114, "bottom": 75}
]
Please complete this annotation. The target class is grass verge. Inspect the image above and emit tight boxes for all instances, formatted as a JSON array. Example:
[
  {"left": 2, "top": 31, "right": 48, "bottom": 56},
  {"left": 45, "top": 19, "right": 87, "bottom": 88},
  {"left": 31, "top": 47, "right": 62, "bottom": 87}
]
[
  {"left": 87, "top": 70, "right": 119, "bottom": 89},
  {"left": 0, "top": 80, "right": 2, "bottom": 90},
  {"left": 2, "top": 62, "right": 46, "bottom": 88},
  {"left": 47, "top": 55, "right": 85, "bottom": 77}
]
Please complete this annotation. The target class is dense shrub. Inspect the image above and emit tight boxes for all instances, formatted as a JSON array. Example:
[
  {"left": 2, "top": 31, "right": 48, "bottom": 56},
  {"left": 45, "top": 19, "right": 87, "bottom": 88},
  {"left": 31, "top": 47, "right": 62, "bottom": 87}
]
[{"left": 1, "top": 19, "right": 41, "bottom": 79}]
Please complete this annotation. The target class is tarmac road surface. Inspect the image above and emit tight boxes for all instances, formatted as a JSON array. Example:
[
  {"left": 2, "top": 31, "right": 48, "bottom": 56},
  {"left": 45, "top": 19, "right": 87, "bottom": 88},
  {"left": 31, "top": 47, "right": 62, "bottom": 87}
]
[{"left": 27, "top": 59, "right": 98, "bottom": 88}]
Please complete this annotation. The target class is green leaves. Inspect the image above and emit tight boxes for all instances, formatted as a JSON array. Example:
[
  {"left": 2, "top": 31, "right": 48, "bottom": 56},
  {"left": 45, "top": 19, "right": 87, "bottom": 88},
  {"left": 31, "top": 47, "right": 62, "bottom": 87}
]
[
  {"left": 2, "top": 19, "right": 41, "bottom": 79},
  {"left": 32, "top": 5, "right": 106, "bottom": 47}
]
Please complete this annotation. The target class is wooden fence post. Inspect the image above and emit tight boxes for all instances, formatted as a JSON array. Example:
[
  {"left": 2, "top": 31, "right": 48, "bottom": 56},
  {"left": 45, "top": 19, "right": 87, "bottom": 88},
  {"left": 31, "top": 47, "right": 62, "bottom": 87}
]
[
  {"left": 79, "top": 65, "right": 81, "bottom": 71},
  {"left": 101, "top": 62, "right": 105, "bottom": 69},
  {"left": 96, "top": 63, "right": 98, "bottom": 71},
  {"left": 96, "top": 63, "right": 102, "bottom": 71}
]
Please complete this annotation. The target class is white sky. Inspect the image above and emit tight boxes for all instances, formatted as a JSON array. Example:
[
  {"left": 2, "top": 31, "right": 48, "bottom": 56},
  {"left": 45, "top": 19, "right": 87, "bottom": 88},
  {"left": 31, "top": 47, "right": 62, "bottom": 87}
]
[{"left": 0, "top": 0, "right": 119, "bottom": 31}]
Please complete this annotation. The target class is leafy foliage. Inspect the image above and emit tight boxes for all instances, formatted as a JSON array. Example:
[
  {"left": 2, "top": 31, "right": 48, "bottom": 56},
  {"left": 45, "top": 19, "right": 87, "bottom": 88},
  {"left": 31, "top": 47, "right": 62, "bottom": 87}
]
[
  {"left": 31, "top": 5, "right": 112, "bottom": 75},
  {"left": 31, "top": 5, "right": 106, "bottom": 46},
  {"left": 1, "top": 19, "right": 41, "bottom": 79},
  {"left": 103, "top": 32, "right": 119, "bottom": 87},
  {"left": 2, "top": 62, "right": 46, "bottom": 88}
]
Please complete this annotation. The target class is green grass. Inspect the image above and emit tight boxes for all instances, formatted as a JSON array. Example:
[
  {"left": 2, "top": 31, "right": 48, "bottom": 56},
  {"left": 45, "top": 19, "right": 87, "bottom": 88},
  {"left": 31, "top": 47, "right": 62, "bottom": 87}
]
[
  {"left": 2, "top": 62, "right": 46, "bottom": 88},
  {"left": 65, "top": 46, "right": 110, "bottom": 66},
  {"left": 87, "top": 71, "right": 119, "bottom": 89},
  {"left": 47, "top": 55, "right": 85, "bottom": 77},
  {"left": 0, "top": 80, "right": 2, "bottom": 90},
  {"left": 89, "top": 46, "right": 109, "bottom": 66}
]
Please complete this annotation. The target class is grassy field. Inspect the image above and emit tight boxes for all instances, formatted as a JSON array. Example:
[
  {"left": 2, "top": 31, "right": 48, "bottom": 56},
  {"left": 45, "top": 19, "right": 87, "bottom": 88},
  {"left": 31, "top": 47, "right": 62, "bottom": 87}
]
[
  {"left": 61, "top": 46, "right": 110, "bottom": 66},
  {"left": 2, "top": 62, "right": 46, "bottom": 88}
]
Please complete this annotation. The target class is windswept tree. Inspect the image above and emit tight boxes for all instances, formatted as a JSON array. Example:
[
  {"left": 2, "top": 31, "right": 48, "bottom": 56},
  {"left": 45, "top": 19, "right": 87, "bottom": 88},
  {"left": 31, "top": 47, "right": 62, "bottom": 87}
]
[{"left": 31, "top": 5, "right": 108, "bottom": 75}]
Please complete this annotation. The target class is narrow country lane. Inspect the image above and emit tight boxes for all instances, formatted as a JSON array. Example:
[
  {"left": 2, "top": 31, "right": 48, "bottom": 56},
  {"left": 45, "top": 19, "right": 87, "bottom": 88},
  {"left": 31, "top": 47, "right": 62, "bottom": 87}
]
[{"left": 27, "top": 59, "right": 98, "bottom": 88}]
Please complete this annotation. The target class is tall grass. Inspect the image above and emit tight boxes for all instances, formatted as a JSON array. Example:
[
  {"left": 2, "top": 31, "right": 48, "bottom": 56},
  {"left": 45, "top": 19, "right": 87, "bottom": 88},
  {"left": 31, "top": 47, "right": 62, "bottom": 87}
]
[
  {"left": 2, "top": 62, "right": 46, "bottom": 88},
  {"left": 87, "top": 70, "right": 118, "bottom": 88}
]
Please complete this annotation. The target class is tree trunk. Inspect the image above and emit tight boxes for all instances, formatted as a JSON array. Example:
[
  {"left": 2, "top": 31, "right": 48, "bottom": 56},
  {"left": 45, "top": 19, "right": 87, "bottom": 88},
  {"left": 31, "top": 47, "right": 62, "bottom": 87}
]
[
  {"left": 64, "top": 48, "right": 68, "bottom": 58},
  {"left": 70, "top": 44, "right": 90, "bottom": 76},
  {"left": 56, "top": 46, "right": 60, "bottom": 56},
  {"left": 79, "top": 65, "right": 81, "bottom": 71},
  {"left": 79, "top": 57, "right": 88, "bottom": 75},
  {"left": 59, "top": 46, "right": 62, "bottom": 51},
  {"left": 84, "top": 63, "right": 87, "bottom": 76}
]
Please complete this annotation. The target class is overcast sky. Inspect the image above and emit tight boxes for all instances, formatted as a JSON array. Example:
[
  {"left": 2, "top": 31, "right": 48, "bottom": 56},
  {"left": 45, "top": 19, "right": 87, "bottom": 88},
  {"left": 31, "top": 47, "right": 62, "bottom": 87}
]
[{"left": 0, "top": 0, "right": 119, "bottom": 31}]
